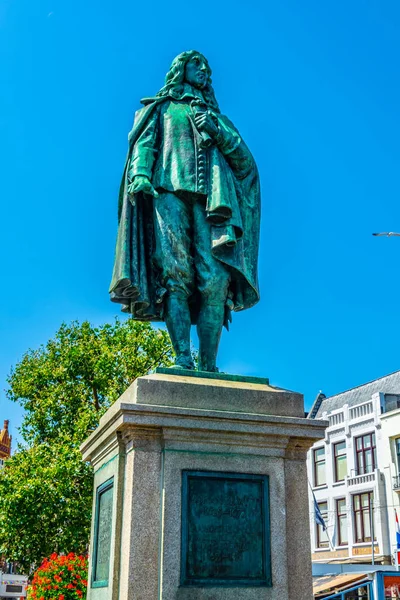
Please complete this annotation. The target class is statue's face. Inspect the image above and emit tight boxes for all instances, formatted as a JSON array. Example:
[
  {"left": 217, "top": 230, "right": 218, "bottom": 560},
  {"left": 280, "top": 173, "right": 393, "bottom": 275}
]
[{"left": 184, "top": 55, "right": 209, "bottom": 89}]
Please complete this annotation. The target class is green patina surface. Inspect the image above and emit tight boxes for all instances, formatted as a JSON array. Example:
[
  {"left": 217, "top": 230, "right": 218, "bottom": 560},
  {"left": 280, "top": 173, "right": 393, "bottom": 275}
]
[
  {"left": 154, "top": 366, "right": 269, "bottom": 386},
  {"left": 91, "top": 478, "right": 114, "bottom": 589},
  {"left": 110, "top": 51, "right": 261, "bottom": 373},
  {"left": 181, "top": 471, "right": 272, "bottom": 587}
]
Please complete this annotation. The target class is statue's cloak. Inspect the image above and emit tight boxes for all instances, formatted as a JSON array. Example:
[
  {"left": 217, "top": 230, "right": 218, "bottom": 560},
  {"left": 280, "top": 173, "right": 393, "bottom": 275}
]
[{"left": 109, "top": 96, "right": 261, "bottom": 325}]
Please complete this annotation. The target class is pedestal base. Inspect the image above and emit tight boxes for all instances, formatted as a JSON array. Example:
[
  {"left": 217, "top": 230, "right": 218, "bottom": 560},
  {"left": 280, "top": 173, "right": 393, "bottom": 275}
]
[{"left": 81, "top": 372, "right": 326, "bottom": 600}]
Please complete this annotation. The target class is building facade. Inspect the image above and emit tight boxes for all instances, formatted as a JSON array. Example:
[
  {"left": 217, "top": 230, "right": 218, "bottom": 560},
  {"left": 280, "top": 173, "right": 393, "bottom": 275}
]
[{"left": 307, "top": 370, "right": 400, "bottom": 566}]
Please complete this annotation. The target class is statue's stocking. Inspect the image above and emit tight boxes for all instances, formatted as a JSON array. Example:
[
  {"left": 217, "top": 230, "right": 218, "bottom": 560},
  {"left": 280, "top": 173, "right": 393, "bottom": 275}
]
[
  {"left": 197, "top": 302, "right": 225, "bottom": 372},
  {"left": 164, "top": 293, "right": 194, "bottom": 369}
]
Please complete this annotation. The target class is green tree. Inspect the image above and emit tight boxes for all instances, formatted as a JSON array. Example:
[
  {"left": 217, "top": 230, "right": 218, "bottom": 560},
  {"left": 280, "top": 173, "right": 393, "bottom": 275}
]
[
  {"left": 0, "top": 441, "right": 92, "bottom": 574},
  {"left": 0, "top": 319, "right": 173, "bottom": 573}
]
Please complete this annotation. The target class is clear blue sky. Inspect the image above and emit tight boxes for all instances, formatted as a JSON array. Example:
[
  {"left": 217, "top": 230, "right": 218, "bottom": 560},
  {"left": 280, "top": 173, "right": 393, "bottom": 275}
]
[{"left": 1, "top": 0, "right": 400, "bottom": 444}]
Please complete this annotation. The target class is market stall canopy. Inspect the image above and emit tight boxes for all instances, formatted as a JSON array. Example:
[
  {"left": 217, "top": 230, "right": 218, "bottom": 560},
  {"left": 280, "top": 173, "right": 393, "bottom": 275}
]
[{"left": 313, "top": 573, "right": 369, "bottom": 598}]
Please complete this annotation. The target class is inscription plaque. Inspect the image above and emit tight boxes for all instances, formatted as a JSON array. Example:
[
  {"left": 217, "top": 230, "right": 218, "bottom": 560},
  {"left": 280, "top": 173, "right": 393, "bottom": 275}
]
[
  {"left": 181, "top": 471, "right": 271, "bottom": 587},
  {"left": 92, "top": 478, "right": 114, "bottom": 587}
]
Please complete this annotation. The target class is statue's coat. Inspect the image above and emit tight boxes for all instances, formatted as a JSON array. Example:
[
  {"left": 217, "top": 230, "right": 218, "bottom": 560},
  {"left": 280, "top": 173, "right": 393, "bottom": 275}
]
[{"left": 109, "top": 94, "right": 261, "bottom": 324}]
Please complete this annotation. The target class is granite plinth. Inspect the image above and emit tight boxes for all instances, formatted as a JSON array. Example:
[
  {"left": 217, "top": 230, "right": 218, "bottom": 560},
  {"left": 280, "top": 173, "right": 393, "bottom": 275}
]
[
  {"left": 114, "top": 371, "right": 304, "bottom": 419},
  {"left": 81, "top": 372, "right": 327, "bottom": 600}
]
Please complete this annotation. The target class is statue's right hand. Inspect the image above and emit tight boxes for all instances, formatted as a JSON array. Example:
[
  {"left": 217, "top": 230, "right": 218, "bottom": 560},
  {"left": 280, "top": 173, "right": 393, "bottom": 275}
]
[{"left": 127, "top": 176, "right": 159, "bottom": 198}]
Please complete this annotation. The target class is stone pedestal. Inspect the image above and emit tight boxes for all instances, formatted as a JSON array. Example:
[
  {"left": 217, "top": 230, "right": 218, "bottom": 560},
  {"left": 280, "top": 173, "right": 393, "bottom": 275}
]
[{"left": 81, "top": 370, "right": 326, "bottom": 600}]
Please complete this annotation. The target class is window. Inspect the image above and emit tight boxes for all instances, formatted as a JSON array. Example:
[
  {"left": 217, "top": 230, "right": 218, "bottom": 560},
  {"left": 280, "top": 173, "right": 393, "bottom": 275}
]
[
  {"left": 336, "top": 498, "right": 348, "bottom": 546},
  {"left": 353, "top": 492, "right": 375, "bottom": 543},
  {"left": 396, "top": 439, "right": 400, "bottom": 473},
  {"left": 313, "top": 446, "right": 326, "bottom": 486},
  {"left": 355, "top": 433, "right": 376, "bottom": 475},
  {"left": 383, "top": 575, "right": 400, "bottom": 598},
  {"left": 316, "top": 501, "right": 329, "bottom": 548},
  {"left": 382, "top": 394, "right": 400, "bottom": 413},
  {"left": 334, "top": 441, "right": 347, "bottom": 482},
  {"left": 344, "top": 584, "right": 371, "bottom": 599}
]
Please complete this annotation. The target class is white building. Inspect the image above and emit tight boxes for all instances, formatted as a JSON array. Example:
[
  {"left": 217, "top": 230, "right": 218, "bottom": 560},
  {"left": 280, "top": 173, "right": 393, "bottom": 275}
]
[{"left": 307, "top": 370, "right": 400, "bottom": 566}]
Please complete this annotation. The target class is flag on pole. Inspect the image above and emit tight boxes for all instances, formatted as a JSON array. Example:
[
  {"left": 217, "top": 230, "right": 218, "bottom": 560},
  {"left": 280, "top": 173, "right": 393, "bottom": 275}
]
[
  {"left": 395, "top": 509, "right": 400, "bottom": 550},
  {"left": 308, "top": 481, "right": 333, "bottom": 550},
  {"left": 313, "top": 492, "right": 327, "bottom": 530}
]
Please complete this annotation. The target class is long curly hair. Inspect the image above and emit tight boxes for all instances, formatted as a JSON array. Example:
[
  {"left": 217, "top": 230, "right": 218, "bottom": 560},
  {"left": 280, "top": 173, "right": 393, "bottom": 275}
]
[{"left": 156, "top": 50, "right": 220, "bottom": 112}]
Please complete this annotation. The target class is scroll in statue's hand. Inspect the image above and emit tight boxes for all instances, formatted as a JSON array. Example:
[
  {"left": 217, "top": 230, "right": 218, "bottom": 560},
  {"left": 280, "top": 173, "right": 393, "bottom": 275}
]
[
  {"left": 194, "top": 112, "right": 219, "bottom": 139},
  {"left": 127, "top": 176, "right": 159, "bottom": 199}
]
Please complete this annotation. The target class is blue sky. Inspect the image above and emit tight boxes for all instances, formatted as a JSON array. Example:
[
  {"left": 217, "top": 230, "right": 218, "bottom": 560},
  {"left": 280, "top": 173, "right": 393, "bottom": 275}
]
[{"left": 1, "top": 0, "right": 400, "bottom": 444}]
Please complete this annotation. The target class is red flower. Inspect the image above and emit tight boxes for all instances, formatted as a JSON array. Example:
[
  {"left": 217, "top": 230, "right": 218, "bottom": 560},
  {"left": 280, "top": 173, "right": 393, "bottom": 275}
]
[{"left": 28, "top": 553, "right": 88, "bottom": 600}]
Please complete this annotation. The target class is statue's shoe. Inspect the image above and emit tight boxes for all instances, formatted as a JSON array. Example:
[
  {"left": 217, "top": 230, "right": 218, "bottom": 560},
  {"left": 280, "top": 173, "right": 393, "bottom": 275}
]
[{"left": 174, "top": 357, "right": 195, "bottom": 370}]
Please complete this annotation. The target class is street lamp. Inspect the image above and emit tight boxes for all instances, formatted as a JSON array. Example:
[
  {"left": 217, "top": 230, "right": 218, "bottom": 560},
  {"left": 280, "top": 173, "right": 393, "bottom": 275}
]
[{"left": 372, "top": 232, "right": 400, "bottom": 237}]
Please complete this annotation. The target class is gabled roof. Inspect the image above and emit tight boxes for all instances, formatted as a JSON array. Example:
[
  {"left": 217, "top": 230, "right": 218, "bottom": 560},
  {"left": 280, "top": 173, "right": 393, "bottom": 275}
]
[
  {"left": 310, "top": 370, "right": 400, "bottom": 419},
  {"left": 309, "top": 392, "right": 326, "bottom": 419}
]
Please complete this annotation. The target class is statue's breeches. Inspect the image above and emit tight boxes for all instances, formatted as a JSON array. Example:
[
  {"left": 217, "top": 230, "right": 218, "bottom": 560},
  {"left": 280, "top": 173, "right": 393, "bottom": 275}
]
[{"left": 153, "top": 192, "right": 230, "bottom": 304}]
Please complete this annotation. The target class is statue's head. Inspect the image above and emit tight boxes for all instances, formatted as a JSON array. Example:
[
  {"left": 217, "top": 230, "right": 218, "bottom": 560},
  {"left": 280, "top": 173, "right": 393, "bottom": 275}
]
[
  {"left": 156, "top": 51, "right": 219, "bottom": 111},
  {"left": 184, "top": 53, "right": 209, "bottom": 90}
]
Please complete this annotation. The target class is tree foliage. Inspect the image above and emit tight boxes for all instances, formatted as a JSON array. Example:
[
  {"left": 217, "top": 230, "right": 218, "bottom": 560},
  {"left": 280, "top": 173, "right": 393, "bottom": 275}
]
[
  {"left": 0, "top": 319, "right": 173, "bottom": 573},
  {"left": 0, "top": 443, "right": 92, "bottom": 573},
  {"left": 7, "top": 319, "right": 174, "bottom": 445}
]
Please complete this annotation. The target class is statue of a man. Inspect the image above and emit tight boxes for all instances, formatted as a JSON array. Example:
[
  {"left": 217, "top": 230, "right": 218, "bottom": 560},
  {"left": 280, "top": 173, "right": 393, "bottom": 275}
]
[{"left": 110, "top": 51, "right": 260, "bottom": 372}]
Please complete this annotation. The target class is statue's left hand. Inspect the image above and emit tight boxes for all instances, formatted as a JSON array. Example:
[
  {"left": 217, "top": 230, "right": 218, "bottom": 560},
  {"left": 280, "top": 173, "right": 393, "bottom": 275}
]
[{"left": 194, "top": 111, "right": 219, "bottom": 139}]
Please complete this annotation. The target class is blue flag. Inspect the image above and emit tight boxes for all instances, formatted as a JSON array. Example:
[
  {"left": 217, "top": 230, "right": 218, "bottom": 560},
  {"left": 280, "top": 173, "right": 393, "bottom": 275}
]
[{"left": 313, "top": 492, "right": 327, "bottom": 530}]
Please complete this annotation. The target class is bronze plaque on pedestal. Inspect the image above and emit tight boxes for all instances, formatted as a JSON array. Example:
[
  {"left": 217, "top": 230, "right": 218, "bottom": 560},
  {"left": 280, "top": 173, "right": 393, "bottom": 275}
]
[
  {"left": 92, "top": 478, "right": 114, "bottom": 588},
  {"left": 181, "top": 471, "right": 271, "bottom": 587}
]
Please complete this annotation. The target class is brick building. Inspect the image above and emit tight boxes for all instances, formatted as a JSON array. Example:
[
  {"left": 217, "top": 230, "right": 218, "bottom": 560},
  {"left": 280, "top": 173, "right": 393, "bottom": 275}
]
[{"left": 0, "top": 420, "right": 12, "bottom": 468}]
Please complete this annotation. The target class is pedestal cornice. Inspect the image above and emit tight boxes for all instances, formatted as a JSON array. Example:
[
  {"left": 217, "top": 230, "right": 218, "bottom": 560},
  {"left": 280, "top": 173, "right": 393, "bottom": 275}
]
[{"left": 81, "top": 375, "right": 327, "bottom": 464}]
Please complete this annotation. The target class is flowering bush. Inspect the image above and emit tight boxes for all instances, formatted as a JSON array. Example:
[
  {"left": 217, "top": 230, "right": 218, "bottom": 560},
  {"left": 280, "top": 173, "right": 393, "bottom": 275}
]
[{"left": 27, "top": 553, "right": 88, "bottom": 600}]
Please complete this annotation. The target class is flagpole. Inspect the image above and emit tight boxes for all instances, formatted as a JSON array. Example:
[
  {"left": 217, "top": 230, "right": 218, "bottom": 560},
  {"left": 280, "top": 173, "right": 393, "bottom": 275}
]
[
  {"left": 370, "top": 498, "right": 375, "bottom": 565},
  {"left": 326, "top": 526, "right": 334, "bottom": 552}
]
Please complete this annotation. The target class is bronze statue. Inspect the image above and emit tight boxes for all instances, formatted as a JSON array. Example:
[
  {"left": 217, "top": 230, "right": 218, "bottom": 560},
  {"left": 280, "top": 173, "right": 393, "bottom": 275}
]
[{"left": 110, "top": 51, "right": 260, "bottom": 372}]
